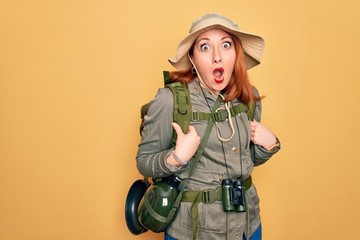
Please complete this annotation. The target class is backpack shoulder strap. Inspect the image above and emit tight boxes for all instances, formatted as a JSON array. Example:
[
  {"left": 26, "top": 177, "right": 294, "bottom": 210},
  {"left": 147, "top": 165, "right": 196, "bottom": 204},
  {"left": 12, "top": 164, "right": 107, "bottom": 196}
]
[
  {"left": 165, "top": 79, "right": 192, "bottom": 146},
  {"left": 248, "top": 102, "right": 256, "bottom": 121},
  {"left": 139, "top": 71, "right": 192, "bottom": 139},
  {"left": 248, "top": 86, "right": 261, "bottom": 121},
  {"left": 163, "top": 70, "right": 171, "bottom": 85}
]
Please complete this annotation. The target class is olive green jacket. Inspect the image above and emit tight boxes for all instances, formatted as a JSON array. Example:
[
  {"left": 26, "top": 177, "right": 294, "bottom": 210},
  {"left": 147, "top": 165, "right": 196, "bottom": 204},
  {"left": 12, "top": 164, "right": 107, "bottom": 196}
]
[{"left": 136, "top": 79, "right": 280, "bottom": 239}]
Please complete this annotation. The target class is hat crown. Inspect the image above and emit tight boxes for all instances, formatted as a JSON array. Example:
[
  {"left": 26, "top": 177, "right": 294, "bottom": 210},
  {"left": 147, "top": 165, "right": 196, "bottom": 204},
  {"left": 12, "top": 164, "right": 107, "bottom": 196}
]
[{"left": 189, "top": 13, "right": 240, "bottom": 33}]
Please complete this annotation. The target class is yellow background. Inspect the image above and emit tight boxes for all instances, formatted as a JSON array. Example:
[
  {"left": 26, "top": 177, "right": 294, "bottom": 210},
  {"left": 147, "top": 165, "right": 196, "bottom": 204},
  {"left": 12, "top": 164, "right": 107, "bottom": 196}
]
[{"left": 1, "top": 0, "right": 359, "bottom": 239}]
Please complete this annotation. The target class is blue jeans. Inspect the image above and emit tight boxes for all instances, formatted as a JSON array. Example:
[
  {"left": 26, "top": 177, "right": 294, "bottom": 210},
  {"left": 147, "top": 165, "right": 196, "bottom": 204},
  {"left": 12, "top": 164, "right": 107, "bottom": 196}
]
[
  {"left": 243, "top": 224, "right": 262, "bottom": 240},
  {"left": 164, "top": 224, "right": 262, "bottom": 240}
]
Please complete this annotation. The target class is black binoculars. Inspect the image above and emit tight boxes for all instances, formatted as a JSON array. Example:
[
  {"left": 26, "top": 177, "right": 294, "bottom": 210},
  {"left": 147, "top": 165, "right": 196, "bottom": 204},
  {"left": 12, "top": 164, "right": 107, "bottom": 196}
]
[{"left": 221, "top": 179, "right": 246, "bottom": 212}]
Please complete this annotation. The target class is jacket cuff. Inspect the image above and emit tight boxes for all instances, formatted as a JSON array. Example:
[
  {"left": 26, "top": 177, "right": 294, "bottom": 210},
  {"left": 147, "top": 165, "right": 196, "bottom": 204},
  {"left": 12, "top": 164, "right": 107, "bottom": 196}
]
[
  {"left": 256, "top": 137, "right": 281, "bottom": 156},
  {"left": 162, "top": 149, "right": 190, "bottom": 173}
]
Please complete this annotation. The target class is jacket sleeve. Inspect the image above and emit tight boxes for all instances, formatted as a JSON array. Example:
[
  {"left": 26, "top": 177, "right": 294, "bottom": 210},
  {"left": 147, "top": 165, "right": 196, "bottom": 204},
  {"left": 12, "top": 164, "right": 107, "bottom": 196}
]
[
  {"left": 136, "top": 88, "right": 186, "bottom": 178},
  {"left": 250, "top": 86, "right": 280, "bottom": 166}
]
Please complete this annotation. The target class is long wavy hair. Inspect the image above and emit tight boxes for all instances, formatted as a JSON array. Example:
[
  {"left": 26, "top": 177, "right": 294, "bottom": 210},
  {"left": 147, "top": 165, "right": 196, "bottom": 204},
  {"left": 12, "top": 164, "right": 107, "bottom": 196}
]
[{"left": 170, "top": 33, "right": 260, "bottom": 105}]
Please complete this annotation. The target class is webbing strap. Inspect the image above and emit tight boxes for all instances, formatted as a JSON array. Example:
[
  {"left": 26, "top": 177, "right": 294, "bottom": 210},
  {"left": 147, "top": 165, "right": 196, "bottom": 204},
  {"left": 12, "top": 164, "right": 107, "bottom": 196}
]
[
  {"left": 185, "top": 95, "right": 222, "bottom": 240},
  {"left": 143, "top": 186, "right": 186, "bottom": 225},
  {"left": 248, "top": 102, "right": 256, "bottom": 121},
  {"left": 163, "top": 71, "right": 171, "bottom": 85},
  {"left": 191, "top": 102, "right": 253, "bottom": 122},
  {"left": 187, "top": 95, "right": 222, "bottom": 179},
  {"left": 191, "top": 193, "right": 202, "bottom": 240},
  {"left": 144, "top": 192, "right": 167, "bottom": 223},
  {"left": 182, "top": 176, "right": 252, "bottom": 203},
  {"left": 182, "top": 187, "right": 222, "bottom": 204}
]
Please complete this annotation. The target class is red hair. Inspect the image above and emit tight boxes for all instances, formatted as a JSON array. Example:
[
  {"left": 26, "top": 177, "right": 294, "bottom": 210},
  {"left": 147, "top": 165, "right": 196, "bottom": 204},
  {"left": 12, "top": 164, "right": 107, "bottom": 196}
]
[
  {"left": 223, "top": 35, "right": 254, "bottom": 104},
  {"left": 170, "top": 34, "right": 259, "bottom": 105}
]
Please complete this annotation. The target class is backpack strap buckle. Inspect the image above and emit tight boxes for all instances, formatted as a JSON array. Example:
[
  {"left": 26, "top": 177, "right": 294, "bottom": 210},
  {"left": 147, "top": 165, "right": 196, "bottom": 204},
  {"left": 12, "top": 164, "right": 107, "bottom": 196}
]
[{"left": 202, "top": 188, "right": 222, "bottom": 204}]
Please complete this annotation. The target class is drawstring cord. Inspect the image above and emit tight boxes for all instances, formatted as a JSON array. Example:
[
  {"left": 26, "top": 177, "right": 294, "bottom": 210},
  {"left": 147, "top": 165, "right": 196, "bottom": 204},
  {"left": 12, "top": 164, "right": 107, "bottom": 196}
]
[
  {"left": 215, "top": 97, "right": 235, "bottom": 142},
  {"left": 189, "top": 53, "right": 235, "bottom": 142}
]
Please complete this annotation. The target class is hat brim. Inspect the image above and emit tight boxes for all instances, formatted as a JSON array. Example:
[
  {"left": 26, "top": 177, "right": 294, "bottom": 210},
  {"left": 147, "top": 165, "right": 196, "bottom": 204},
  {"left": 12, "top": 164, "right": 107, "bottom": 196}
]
[{"left": 169, "top": 25, "right": 264, "bottom": 71}]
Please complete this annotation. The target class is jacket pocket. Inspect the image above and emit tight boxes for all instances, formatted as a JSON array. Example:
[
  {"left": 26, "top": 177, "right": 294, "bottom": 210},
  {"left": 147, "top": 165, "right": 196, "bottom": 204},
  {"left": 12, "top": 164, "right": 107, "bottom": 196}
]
[{"left": 179, "top": 201, "right": 226, "bottom": 233}]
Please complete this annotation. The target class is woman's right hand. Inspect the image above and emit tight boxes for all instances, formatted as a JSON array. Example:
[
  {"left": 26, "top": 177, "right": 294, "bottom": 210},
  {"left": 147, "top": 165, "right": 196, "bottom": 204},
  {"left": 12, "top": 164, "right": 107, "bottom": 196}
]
[{"left": 166, "top": 122, "right": 200, "bottom": 167}]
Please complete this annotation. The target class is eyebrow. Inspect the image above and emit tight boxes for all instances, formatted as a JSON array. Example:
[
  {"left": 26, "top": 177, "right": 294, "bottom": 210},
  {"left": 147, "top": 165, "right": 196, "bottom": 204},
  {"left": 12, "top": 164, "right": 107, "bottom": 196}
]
[{"left": 197, "top": 36, "right": 232, "bottom": 42}]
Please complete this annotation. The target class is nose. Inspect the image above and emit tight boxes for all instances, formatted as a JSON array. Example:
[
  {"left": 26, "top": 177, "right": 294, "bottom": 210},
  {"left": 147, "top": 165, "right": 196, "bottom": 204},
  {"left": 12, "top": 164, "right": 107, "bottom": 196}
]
[{"left": 213, "top": 48, "right": 222, "bottom": 64}]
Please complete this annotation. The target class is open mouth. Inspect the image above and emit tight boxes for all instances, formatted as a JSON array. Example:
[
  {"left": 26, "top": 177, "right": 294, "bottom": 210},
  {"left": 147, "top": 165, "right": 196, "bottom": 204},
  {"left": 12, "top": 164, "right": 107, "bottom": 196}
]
[{"left": 213, "top": 68, "right": 224, "bottom": 83}]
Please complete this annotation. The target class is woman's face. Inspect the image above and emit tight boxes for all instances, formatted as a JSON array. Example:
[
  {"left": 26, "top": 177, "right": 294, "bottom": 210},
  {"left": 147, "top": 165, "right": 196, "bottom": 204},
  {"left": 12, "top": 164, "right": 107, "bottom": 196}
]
[{"left": 192, "top": 29, "right": 236, "bottom": 96}]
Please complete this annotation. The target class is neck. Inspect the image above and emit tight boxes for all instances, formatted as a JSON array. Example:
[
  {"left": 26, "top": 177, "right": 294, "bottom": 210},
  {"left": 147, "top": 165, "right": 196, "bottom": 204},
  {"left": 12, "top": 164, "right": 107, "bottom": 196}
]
[
  {"left": 195, "top": 77, "right": 219, "bottom": 96},
  {"left": 195, "top": 78, "right": 226, "bottom": 102}
]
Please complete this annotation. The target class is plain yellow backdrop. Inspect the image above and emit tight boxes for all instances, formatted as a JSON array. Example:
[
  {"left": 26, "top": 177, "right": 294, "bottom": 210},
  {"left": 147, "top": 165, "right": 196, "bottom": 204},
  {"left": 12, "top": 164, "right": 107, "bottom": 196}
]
[{"left": 1, "top": 0, "right": 360, "bottom": 239}]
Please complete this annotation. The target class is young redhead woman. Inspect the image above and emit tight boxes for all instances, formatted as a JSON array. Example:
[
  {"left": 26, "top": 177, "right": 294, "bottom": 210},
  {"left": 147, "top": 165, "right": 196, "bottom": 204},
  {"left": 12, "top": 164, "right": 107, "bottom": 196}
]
[{"left": 136, "top": 13, "right": 280, "bottom": 240}]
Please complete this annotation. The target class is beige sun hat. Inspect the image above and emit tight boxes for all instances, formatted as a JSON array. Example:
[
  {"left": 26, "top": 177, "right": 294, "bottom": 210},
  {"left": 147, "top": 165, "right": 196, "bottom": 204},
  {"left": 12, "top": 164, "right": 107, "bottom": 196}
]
[{"left": 169, "top": 13, "right": 265, "bottom": 71}]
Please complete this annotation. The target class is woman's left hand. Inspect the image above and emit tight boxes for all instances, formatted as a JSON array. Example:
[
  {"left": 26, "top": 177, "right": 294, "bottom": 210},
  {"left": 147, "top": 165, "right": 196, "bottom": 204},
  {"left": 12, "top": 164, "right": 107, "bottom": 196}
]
[{"left": 250, "top": 120, "right": 277, "bottom": 151}]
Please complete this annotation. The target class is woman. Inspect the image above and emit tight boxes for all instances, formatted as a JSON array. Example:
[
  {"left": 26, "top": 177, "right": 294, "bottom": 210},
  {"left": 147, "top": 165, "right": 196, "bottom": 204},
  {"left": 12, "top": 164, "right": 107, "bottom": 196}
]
[{"left": 136, "top": 13, "right": 280, "bottom": 240}]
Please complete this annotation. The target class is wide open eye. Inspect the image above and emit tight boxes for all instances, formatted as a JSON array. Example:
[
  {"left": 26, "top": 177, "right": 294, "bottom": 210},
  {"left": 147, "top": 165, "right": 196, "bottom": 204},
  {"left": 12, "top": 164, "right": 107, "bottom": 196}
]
[
  {"left": 222, "top": 41, "right": 232, "bottom": 49},
  {"left": 200, "top": 44, "right": 210, "bottom": 51}
]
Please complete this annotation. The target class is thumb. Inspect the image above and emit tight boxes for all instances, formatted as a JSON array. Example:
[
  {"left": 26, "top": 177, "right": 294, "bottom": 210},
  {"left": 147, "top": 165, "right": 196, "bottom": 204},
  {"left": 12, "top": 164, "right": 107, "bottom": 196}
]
[
  {"left": 187, "top": 125, "right": 196, "bottom": 133},
  {"left": 172, "top": 122, "right": 184, "bottom": 136}
]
